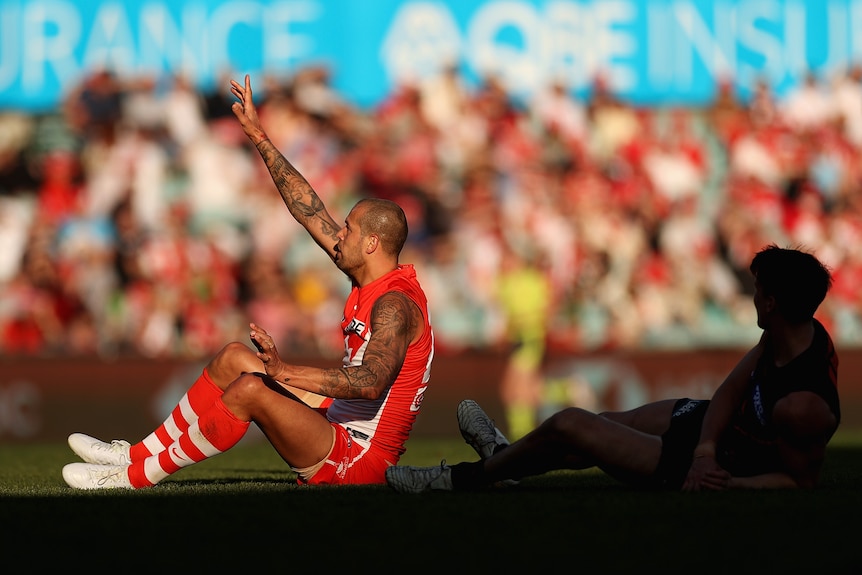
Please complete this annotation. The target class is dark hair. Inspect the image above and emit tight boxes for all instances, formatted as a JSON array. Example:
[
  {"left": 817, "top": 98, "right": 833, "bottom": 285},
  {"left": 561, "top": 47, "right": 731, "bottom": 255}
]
[
  {"left": 356, "top": 198, "right": 408, "bottom": 256},
  {"left": 749, "top": 244, "right": 832, "bottom": 324}
]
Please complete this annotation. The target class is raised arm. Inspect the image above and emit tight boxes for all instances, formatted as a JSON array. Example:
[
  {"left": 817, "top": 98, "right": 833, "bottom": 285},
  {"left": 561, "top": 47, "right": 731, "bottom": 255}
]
[{"left": 230, "top": 74, "right": 341, "bottom": 260}]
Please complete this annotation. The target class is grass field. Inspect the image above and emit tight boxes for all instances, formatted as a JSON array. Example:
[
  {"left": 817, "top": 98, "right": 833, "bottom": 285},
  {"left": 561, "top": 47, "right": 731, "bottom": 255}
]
[{"left": 3, "top": 431, "right": 861, "bottom": 573}]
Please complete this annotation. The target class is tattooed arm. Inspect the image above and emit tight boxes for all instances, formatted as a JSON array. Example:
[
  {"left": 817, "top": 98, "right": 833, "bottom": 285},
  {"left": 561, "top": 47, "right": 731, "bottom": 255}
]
[
  {"left": 230, "top": 74, "right": 341, "bottom": 259},
  {"left": 251, "top": 291, "right": 422, "bottom": 399}
]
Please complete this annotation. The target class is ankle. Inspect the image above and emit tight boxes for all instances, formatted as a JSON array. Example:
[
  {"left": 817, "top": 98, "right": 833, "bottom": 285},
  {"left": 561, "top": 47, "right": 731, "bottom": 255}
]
[{"left": 450, "top": 460, "right": 486, "bottom": 490}]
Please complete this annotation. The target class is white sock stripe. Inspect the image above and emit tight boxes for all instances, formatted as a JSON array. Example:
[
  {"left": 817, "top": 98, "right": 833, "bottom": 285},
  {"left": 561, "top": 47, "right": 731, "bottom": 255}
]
[
  {"left": 138, "top": 394, "right": 200, "bottom": 455},
  {"left": 141, "top": 435, "right": 163, "bottom": 455},
  {"left": 141, "top": 422, "right": 224, "bottom": 486},
  {"left": 143, "top": 456, "right": 169, "bottom": 485},
  {"left": 178, "top": 394, "right": 198, "bottom": 427},
  {"left": 186, "top": 421, "right": 225, "bottom": 458},
  {"left": 164, "top": 416, "right": 183, "bottom": 441}
]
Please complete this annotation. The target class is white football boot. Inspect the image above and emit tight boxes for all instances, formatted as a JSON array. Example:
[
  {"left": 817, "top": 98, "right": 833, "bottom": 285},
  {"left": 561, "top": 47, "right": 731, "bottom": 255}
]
[
  {"left": 68, "top": 433, "right": 132, "bottom": 466},
  {"left": 62, "top": 463, "right": 134, "bottom": 490}
]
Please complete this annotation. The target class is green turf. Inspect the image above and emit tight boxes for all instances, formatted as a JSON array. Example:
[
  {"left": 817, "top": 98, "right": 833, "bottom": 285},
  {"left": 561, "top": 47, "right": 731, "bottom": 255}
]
[{"left": 3, "top": 432, "right": 861, "bottom": 572}]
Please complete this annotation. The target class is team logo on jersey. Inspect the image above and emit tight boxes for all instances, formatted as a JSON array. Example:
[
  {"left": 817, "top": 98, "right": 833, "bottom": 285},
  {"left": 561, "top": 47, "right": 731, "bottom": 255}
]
[
  {"left": 345, "top": 318, "right": 366, "bottom": 337},
  {"left": 672, "top": 399, "right": 701, "bottom": 418},
  {"left": 333, "top": 433, "right": 352, "bottom": 480},
  {"left": 335, "top": 456, "right": 350, "bottom": 480},
  {"left": 411, "top": 385, "right": 428, "bottom": 412},
  {"left": 752, "top": 383, "right": 766, "bottom": 426}
]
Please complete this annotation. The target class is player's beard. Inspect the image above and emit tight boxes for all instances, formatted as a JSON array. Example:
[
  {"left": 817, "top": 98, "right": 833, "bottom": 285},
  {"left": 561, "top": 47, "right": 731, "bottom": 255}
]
[{"left": 334, "top": 243, "right": 361, "bottom": 280}]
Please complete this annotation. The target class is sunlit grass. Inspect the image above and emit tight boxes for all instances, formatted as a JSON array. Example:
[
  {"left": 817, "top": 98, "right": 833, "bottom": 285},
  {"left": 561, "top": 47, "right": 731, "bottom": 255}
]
[{"left": 830, "top": 427, "right": 862, "bottom": 446}]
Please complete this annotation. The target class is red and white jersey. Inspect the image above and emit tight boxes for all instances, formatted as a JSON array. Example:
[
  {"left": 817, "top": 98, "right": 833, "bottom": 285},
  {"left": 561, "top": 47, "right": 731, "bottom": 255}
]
[{"left": 326, "top": 264, "right": 434, "bottom": 462}]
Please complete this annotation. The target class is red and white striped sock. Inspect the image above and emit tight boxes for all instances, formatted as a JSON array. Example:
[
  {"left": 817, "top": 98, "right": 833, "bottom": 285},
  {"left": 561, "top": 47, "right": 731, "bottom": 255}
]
[
  {"left": 129, "top": 369, "right": 223, "bottom": 462},
  {"left": 127, "top": 397, "right": 250, "bottom": 488}
]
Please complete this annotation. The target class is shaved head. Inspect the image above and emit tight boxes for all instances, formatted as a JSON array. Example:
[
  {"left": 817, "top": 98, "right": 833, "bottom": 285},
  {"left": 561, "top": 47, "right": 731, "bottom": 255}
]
[{"left": 354, "top": 198, "right": 409, "bottom": 256}]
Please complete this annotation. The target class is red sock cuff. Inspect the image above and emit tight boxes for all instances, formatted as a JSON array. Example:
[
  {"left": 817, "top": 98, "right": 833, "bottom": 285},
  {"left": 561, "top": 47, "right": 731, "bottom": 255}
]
[
  {"left": 201, "top": 398, "right": 250, "bottom": 452},
  {"left": 129, "top": 442, "right": 149, "bottom": 462},
  {"left": 188, "top": 368, "right": 223, "bottom": 413},
  {"left": 127, "top": 462, "right": 152, "bottom": 488}
]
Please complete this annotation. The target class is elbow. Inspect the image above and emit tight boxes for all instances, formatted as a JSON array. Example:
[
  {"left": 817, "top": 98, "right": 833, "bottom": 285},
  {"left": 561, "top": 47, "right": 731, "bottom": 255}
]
[
  {"left": 351, "top": 381, "right": 388, "bottom": 401},
  {"left": 369, "top": 380, "right": 393, "bottom": 401},
  {"left": 360, "top": 387, "right": 385, "bottom": 401}
]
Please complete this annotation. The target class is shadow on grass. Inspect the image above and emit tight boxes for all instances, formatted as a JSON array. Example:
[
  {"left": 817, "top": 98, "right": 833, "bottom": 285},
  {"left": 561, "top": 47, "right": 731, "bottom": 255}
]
[{"left": 2, "top": 441, "right": 861, "bottom": 572}]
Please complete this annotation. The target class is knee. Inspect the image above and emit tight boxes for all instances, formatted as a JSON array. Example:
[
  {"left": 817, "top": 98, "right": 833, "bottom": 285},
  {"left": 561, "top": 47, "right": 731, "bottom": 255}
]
[
  {"left": 223, "top": 372, "right": 268, "bottom": 406},
  {"left": 540, "top": 407, "right": 593, "bottom": 441},
  {"left": 210, "top": 342, "right": 259, "bottom": 377},
  {"left": 219, "top": 341, "right": 255, "bottom": 361}
]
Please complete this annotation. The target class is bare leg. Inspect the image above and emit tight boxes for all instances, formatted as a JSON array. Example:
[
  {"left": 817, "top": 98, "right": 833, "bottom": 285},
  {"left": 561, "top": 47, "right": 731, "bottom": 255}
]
[
  {"left": 220, "top": 373, "right": 335, "bottom": 469},
  {"left": 481, "top": 402, "right": 675, "bottom": 486},
  {"left": 599, "top": 398, "right": 679, "bottom": 435}
]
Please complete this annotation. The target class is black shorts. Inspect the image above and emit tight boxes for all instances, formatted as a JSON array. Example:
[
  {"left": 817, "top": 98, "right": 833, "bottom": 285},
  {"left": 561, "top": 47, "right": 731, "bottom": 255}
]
[{"left": 653, "top": 398, "right": 710, "bottom": 489}]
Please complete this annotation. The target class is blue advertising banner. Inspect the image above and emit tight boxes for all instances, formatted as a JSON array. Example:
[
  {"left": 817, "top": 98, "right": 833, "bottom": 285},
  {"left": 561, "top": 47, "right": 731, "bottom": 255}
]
[{"left": 1, "top": 0, "right": 861, "bottom": 111}]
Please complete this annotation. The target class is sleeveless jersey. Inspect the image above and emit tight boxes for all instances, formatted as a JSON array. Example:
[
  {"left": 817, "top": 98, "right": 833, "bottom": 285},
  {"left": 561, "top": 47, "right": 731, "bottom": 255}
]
[
  {"left": 717, "top": 319, "right": 840, "bottom": 476},
  {"left": 325, "top": 264, "right": 434, "bottom": 463}
]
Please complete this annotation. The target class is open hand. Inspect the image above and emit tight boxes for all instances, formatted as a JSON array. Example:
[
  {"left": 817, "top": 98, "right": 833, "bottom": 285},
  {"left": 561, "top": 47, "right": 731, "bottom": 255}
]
[
  {"left": 249, "top": 322, "right": 284, "bottom": 378},
  {"left": 230, "top": 74, "right": 267, "bottom": 144}
]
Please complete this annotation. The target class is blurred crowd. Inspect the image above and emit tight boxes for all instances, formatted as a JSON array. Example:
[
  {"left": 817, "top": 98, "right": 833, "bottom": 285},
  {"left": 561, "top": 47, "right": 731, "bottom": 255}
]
[{"left": 2, "top": 63, "right": 862, "bottom": 360}]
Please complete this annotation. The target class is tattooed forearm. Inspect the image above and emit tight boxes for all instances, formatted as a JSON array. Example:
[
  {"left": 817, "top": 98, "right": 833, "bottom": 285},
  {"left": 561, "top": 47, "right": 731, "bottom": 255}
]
[
  {"left": 318, "top": 366, "right": 381, "bottom": 399},
  {"left": 256, "top": 139, "right": 340, "bottom": 241},
  {"left": 314, "top": 293, "right": 416, "bottom": 399}
]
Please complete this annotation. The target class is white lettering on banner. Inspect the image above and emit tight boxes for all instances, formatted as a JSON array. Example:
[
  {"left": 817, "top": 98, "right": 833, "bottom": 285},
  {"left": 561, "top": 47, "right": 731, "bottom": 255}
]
[
  {"left": 854, "top": 2, "right": 862, "bottom": 61},
  {"left": 5, "top": 0, "right": 320, "bottom": 99},
  {"left": 826, "top": 3, "right": 848, "bottom": 72},
  {"left": 468, "top": 1, "right": 544, "bottom": 91},
  {"left": 590, "top": 1, "right": 638, "bottom": 89},
  {"left": 466, "top": 1, "right": 638, "bottom": 94},
  {"left": 264, "top": 1, "right": 320, "bottom": 72},
  {"left": 23, "top": 0, "right": 82, "bottom": 93},
  {"left": 139, "top": 3, "right": 208, "bottom": 74},
  {"left": 785, "top": 1, "right": 807, "bottom": 77},
  {"left": 737, "top": 1, "right": 783, "bottom": 86},
  {"left": 3, "top": 0, "right": 862, "bottom": 109},
  {"left": 671, "top": 1, "right": 736, "bottom": 89},
  {"left": 647, "top": 0, "right": 861, "bottom": 96},
  {"left": 0, "top": 381, "right": 41, "bottom": 439},
  {"left": 383, "top": 1, "right": 638, "bottom": 95},
  {"left": 83, "top": 2, "right": 137, "bottom": 73},
  {"left": 381, "top": 2, "right": 462, "bottom": 83},
  {"left": 543, "top": 2, "right": 594, "bottom": 86},
  {"left": 0, "top": 3, "right": 19, "bottom": 90}
]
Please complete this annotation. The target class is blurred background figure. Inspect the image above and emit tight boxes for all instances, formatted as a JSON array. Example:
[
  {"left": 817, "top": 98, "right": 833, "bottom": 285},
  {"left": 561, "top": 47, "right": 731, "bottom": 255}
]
[{"left": 494, "top": 242, "right": 553, "bottom": 440}]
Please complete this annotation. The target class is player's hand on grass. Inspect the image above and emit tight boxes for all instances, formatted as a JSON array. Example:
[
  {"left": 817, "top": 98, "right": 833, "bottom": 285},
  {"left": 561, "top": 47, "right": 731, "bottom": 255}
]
[
  {"left": 249, "top": 322, "right": 286, "bottom": 379},
  {"left": 697, "top": 468, "right": 732, "bottom": 491},
  {"left": 682, "top": 454, "right": 728, "bottom": 492}
]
